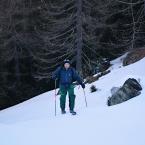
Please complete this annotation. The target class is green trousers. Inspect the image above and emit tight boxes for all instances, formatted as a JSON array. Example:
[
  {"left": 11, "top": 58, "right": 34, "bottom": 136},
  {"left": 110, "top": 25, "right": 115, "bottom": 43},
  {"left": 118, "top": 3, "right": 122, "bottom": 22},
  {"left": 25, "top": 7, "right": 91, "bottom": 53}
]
[{"left": 59, "top": 84, "right": 76, "bottom": 111}]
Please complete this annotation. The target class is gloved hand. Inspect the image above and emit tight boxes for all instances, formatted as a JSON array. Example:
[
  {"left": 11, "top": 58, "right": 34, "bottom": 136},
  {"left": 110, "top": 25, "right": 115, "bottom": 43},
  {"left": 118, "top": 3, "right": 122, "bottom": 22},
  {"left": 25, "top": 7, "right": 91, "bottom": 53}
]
[{"left": 81, "top": 83, "right": 85, "bottom": 89}]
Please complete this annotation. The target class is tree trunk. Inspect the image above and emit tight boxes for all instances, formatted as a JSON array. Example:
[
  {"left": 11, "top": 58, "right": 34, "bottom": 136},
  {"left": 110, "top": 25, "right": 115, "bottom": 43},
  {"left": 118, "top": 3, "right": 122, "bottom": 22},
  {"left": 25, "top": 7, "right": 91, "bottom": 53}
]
[
  {"left": 131, "top": 0, "right": 135, "bottom": 50},
  {"left": 76, "top": 0, "right": 83, "bottom": 75}
]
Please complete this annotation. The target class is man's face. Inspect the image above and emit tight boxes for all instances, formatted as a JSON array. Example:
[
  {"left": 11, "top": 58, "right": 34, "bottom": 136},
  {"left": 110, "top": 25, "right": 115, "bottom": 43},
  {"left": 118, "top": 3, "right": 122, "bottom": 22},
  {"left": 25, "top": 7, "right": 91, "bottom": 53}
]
[{"left": 64, "top": 63, "right": 70, "bottom": 69}]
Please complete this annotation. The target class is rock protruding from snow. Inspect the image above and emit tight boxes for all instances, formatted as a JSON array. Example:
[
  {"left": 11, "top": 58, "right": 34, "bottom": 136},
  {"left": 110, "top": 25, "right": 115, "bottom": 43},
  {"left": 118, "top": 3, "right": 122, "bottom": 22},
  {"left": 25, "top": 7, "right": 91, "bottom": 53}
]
[
  {"left": 85, "top": 70, "right": 110, "bottom": 84},
  {"left": 108, "top": 78, "right": 142, "bottom": 106},
  {"left": 123, "top": 48, "right": 145, "bottom": 66}
]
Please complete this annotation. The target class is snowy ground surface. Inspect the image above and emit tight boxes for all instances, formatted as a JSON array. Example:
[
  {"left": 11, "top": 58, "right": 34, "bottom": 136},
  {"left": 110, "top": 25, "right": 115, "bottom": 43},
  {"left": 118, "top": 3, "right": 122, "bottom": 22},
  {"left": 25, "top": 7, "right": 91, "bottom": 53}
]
[{"left": 0, "top": 55, "right": 145, "bottom": 145}]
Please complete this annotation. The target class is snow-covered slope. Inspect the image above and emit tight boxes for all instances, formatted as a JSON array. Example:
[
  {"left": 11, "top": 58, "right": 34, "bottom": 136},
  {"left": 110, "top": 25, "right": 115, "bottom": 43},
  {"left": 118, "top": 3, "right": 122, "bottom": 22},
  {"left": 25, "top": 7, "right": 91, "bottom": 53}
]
[{"left": 0, "top": 56, "right": 145, "bottom": 145}]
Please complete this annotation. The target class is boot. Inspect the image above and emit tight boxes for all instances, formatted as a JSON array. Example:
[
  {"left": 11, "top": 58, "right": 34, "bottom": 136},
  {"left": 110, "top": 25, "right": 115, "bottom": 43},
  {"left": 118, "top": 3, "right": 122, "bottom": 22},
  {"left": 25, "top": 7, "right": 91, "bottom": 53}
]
[
  {"left": 61, "top": 110, "right": 66, "bottom": 114},
  {"left": 70, "top": 110, "right": 76, "bottom": 115}
]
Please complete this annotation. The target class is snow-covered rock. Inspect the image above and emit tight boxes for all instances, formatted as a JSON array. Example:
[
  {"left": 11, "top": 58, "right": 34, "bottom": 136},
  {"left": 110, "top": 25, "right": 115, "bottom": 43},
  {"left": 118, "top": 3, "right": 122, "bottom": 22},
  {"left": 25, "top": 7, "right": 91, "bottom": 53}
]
[{"left": 108, "top": 78, "right": 142, "bottom": 106}]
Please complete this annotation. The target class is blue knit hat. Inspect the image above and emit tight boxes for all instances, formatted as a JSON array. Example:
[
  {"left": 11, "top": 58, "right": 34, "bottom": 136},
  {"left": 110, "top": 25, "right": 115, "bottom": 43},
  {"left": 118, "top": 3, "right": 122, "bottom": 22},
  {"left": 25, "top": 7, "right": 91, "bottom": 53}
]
[{"left": 63, "top": 59, "right": 70, "bottom": 64}]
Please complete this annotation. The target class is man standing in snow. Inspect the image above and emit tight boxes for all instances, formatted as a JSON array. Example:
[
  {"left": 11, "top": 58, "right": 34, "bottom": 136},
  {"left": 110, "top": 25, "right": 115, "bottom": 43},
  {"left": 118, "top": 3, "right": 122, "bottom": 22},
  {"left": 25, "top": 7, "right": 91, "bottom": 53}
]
[{"left": 52, "top": 59, "right": 85, "bottom": 115}]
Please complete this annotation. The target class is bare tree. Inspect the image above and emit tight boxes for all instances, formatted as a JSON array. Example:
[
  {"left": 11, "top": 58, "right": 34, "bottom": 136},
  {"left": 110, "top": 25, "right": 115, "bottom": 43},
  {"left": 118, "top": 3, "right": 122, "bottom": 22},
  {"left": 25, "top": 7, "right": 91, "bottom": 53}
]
[{"left": 32, "top": 0, "right": 111, "bottom": 79}]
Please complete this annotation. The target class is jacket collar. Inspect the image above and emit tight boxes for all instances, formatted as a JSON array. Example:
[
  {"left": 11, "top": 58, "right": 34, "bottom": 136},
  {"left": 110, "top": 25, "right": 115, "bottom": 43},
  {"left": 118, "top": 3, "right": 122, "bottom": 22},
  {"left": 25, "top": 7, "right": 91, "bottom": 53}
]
[{"left": 62, "top": 67, "right": 71, "bottom": 71}]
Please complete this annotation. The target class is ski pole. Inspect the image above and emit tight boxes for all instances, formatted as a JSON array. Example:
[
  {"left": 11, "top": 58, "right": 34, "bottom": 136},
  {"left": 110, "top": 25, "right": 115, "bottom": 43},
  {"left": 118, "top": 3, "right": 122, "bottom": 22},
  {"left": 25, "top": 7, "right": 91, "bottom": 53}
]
[
  {"left": 54, "top": 79, "right": 57, "bottom": 116},
  {"left": 83, "top": 89, "right": 88, "bottom": 107}
]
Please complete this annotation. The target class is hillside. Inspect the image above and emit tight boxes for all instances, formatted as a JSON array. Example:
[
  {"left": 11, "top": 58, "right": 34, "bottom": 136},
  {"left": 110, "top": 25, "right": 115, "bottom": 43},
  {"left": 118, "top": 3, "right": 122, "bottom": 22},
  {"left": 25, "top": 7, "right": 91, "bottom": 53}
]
[{"left": 0, "top": 55, "right": 145, "bottom": 145}]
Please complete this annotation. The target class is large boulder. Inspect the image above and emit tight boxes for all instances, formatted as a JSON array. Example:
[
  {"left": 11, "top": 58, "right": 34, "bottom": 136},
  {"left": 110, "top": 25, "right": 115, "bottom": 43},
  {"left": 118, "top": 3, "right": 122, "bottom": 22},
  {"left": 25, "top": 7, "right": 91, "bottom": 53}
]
[
  {"left": 123, "top": 48, "right": 145, "bottom": 66},
  {"left": 107, "top": 78, "right": 142, "bottom": 106}
]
